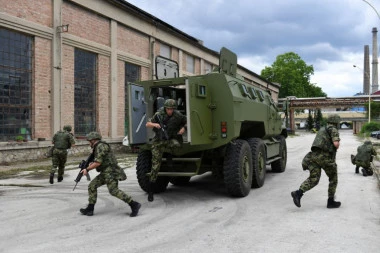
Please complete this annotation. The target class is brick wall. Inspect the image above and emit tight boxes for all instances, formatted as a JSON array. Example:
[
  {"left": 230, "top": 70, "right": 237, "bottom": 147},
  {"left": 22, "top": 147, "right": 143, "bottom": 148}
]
[
  {"left": 62, "top": 45, "right": 75, "bottom": 135},
  {"left": 117, "top": 24, "right": 149, "bottom": 59},
  {"left": 0, "top": 0, "right": 52, "bottom": 27},
  {"left": 62, "top": 2, "right": 110, "bottom": 46},
  {"left": 117, "top": 60, "right": 125, "bottom": 136},
  {"left": 34, "top": 37, "right": 52, "bottom": 139},
  {"left": 98, "top": 55, "right": 111, "bottom": 137}
]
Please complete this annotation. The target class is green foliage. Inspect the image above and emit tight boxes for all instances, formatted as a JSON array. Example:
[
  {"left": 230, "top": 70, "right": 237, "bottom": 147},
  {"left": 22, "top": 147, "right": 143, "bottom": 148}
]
[
  {"left": 15, "top": 135, "right": 24, "bottom": 141},
  {"left": 261, "top": 52, "right": 327, "bottom": 98},
  {"left": 307, "top": 114, "right": 314, "bottom": 131},
  {"left": 360, "top": 121, "right": 380, "bottom": 133},
  {"left": 364, "top": 101, "right": 380, "bottom": 119}
]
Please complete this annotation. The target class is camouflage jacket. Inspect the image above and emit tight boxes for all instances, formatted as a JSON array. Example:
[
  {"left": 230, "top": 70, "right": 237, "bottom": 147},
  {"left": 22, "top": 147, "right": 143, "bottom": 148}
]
[
  {"left": 93, "top": 141, "right": 119, "bottom": 172},
  {"left": 311, "top": 124, "right": 340, "bottom": 154},
  {"left": 149, "top": 107, "right": 187, "bottom": 141},
  {"left": 53, "top": 130, "right": 75, "bottom": 149},
  {"left": 356, "top": 143, "right": 377, "bottom": 162}
]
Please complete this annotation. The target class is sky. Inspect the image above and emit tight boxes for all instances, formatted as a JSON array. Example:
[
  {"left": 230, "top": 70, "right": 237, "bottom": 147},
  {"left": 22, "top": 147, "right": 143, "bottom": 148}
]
[{"left": 126, "top": 0, "right": 380, "bottom": 97}]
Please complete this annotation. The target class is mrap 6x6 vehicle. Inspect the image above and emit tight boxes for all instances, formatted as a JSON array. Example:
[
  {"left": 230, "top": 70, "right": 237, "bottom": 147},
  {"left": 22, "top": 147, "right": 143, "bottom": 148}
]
[{"left": 128, "top": 47, "right": 287, "bottom": 197}]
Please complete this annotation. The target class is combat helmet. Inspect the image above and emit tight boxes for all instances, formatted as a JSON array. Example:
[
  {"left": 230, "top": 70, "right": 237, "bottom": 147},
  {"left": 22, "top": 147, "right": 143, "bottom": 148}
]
[
  {"left": 63, "top": 125, "right": 72, "bottom": 132},
  {"left": 327, "top": 114, "right": 341, "bottom": 125},
  {"left": 364, "top": 140, "right": 372, "bottom": 145},
  {"left": 86, "top": 131, "right": 102, "bottom": 141},
  {"left": 164, "top": 99, "right": 177, "bottom": 109}
]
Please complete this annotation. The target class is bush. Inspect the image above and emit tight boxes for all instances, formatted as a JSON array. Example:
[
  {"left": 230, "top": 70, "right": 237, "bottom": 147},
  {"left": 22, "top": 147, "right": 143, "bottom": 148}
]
[{"left": 360, "top": 122, "right": 380, "bottom": 134}]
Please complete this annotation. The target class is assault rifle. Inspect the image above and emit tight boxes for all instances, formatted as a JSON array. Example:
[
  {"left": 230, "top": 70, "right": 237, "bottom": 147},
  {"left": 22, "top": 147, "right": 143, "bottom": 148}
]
[
  {"left": 155, "top": 114, "right": 169, "bottom": 140},
  {"left": 73, "top": 153, "right": 94, "bottom": 191}
]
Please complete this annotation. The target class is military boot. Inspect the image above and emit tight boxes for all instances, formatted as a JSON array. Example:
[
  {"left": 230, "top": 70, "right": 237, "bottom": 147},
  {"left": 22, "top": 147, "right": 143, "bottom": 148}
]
[
  {"left": 129, "top": 201, "right": 141, "bottom": 217},
  {"left": 355, "top": 166, "right": 359, "bottom": 174},
  {"left": 327, "top": 197, "right": 341, "bottom": 208},
  {"left": 361, "top": 168, "right": 368, "bottom": 177},
  {"left": 148, "top": 182, "right": 154, "bottom": 202},
  {"left": 80, "top": 204, "right": 94, "bottom": 216},
  {"left": 49, "top": 173, "right": 54, "bottom": 184},
  {"left": 57, "top": 176, "right": 63, "bottom": 182},
  {"left": 291, "top": 189, "right": 303, "bottom": 208}
]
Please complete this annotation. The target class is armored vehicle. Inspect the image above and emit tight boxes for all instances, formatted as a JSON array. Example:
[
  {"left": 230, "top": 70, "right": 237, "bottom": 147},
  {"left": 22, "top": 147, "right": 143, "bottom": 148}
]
[{"left": 128, "top": 47, "right": 287, "bottom": 197}]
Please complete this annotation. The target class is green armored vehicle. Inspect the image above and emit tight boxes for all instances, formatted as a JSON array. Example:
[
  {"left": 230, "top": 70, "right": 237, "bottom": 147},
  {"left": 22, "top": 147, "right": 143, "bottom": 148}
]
[{"left": 128, "top": 47, "right": 287, "bottom": 197}]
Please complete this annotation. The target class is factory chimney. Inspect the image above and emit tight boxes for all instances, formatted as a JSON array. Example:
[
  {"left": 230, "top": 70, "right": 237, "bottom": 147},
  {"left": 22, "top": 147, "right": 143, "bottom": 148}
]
[
  {"left": 372, "top": 27, "right": 379, "bottom": 93},
  {"left": 364, "top": 45, "right": 370, "bottom": 95}
]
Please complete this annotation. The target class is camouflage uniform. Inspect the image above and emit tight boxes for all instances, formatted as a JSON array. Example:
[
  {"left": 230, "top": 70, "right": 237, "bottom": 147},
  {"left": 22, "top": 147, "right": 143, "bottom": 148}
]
[
  {"left": 88, "top": 141, "right": 132, "bottom": 205},
  {"left": 50, "top": 127, "right": 75, "bottom": 180},
  {"left": 291, "top": 114, "right": 342, "bottom": 208},
  {"left": 300, "top": 124, "right": 340, "bottom": 197},
  {"left": 80, "top": 132, "right": 140, "bottom": 217},
  {"left": 149, "top": 106, "right": 186, "bottom": 182},
  {"left": 352, "top": 141, "right": 377, "bottom": 176}
]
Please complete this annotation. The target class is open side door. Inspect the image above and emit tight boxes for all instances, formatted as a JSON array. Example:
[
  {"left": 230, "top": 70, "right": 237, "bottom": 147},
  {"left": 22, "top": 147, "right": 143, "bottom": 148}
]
[
  {"left": 186, "top": 78, "right": 213, "bottom": 145},
  {"left": 128, "top": 83, "right": 147, "bottom": 145}
]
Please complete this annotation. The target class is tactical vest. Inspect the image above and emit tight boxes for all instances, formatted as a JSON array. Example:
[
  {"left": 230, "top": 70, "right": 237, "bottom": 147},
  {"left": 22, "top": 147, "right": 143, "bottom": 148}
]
[
  {"left": 93, "top": 141, "right": 118, "bottom": 172},
  {"left": 356, "top": 144, "right": 372, "bottom": 162},
  {"left": 153, "top": 109, "right": 185, "bottom": 140},
  {"left": 54, "top": 131, "right": 70, "bottom": 149},
  {"left": 311, "top": 126, "right": 335, "bottom": 153}
]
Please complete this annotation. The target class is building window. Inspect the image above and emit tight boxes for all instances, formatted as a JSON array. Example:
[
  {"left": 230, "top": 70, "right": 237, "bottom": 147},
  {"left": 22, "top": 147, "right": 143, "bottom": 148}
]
[
  {"left": 204, "top": 62, "right": 212, "bottom": 74},
  {"left": 160, "top": 43, "right": 171, "bottom": 59},
  {"left": 74, "top": 48, "right": 97, "bottom": 137},
  {"left": 125, "top": 63, "right": 140, "bottom": 135},
  {"left": 186, "top": 55, "right": 194, "bottom": 73},
  {"left": 0, "top": 28, "right": 33, "bottom": 141}
]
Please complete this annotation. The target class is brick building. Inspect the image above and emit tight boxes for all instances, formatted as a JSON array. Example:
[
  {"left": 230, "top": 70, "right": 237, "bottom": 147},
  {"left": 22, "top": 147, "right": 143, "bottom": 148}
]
[{"left": 0, "top": 0, "right": 279, "bottom": 163}]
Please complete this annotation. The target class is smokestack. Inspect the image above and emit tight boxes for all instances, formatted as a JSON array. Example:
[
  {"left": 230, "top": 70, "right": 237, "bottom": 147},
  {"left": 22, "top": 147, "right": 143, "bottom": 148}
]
[
  {"left": 372, "top": 27, "right": 379, "bottom": 93},
  {"left": 364, "top": 45, "right": 370, "bottom": 95}
]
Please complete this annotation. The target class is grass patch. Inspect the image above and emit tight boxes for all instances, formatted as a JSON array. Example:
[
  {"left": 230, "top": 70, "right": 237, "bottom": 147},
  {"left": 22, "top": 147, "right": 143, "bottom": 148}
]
[{"left": 0, "top": 165, "right": 51, "bottom": 180}]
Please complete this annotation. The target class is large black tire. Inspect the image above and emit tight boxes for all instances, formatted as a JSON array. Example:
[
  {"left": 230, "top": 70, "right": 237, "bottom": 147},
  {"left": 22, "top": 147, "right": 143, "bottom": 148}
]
[
  {"left": 223, "top": 139, "right": 253, "bottom": 197},
  {"left": 271, "top": 135, "right": 287, "bottom": 173},
  {"left": 136, "top": 150, "right": 169, "bottom": 193},
  {"left": 170, "top": 176, "right": 191, "bottom": 186},
  {"left": 247, "top": 138, "right": 266, "bottom": 188}
]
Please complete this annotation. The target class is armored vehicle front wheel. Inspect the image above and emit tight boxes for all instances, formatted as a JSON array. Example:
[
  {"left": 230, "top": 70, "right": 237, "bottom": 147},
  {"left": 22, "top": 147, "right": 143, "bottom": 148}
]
[
  {"left": 223, "top": 139, "right": 253, "bottom": 197},
  {"left": 247, "top": 138, "right": 266, "bottom": 188},
  {"left": 136, "top": 150, "right": 169, "bottom": 193},
  {"left": 271, "top": 135, "right": 287, "bottom": 173}
]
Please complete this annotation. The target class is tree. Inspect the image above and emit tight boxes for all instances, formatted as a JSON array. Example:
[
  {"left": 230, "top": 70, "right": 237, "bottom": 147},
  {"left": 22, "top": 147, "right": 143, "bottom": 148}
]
[{"left": 261, "top": 52, "right": 326, "bottom": 98}]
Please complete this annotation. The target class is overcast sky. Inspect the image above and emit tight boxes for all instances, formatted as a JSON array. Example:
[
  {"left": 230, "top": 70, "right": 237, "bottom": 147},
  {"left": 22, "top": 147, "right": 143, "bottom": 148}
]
[{"left": 127, "top": 0, "right": 380, "bottom": 97}]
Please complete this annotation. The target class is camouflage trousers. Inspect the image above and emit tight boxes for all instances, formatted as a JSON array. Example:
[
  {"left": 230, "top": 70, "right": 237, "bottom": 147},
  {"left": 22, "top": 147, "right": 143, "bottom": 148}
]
[
  {"left": 50, "top": 148, "right": 68, "bottom": 176},
  {"left": 150, "top": 139, "right": 180, "bottom": 182},
  {"left": 300, "top": 151, "right": 338, "bottom": 198},
  {"left": 88, "top": 167, "right": 132, "bottom": 205},
  {"left": 354, "top": 160, "right": 374, "bottom": 175}
]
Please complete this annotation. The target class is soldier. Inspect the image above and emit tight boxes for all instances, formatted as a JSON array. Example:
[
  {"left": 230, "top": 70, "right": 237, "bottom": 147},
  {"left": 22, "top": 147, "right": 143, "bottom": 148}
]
[
  {"left": 291, "top": 114, "right": 341, "bottom": 208},
  {"left": 145, "top": 99, "right": 187, "bottom": 202},
  {"left": 49, "top": 125, "right": 75, "bottom": 184},
  {"left": 79, "top": 132, "right": 141, "bottom": 217},
  {"left": 351, "top": 140, "right": 377, "bottom": 176}
]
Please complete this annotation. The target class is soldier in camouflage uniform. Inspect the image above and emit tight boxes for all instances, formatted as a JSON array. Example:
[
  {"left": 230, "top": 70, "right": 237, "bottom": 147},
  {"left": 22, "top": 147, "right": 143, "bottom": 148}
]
[
  {"left": 351, "top": 140, "right": 377, "bottom": 176},
  {"left": 50, "top": 125, "right": 75, "bottom": 184},
  {"left": 291, "top": 114, "right": 342, "bottom": 209},
  {"left": 79, "top": 132, "right": 141, "bottom": 217},
  {"left": 145, "top": 99, "right": 187, "bottom": 202}
]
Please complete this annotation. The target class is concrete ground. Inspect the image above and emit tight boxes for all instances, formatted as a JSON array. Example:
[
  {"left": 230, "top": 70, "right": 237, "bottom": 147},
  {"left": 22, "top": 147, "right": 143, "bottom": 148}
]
[{"left": 0, "top": 130, "right": 379, "bottom": 253}]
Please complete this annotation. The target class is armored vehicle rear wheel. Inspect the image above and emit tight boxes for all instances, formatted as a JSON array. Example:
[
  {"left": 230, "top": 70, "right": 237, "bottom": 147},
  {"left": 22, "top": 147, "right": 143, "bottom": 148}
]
[
  {"left": 136, "top": 150, "right": 169, "bottom": 193},
  {"left": 247, "top": 138, "right": 266, "bottom": 188},
  {"left": 170, "top": 176, "right": 191, "bottom": 186},
  {"left": 223, "top": 139, "right": 253, "bottom": 197},
  {"left": 271, "top": 135, "right": 287, "bottom": 173}
]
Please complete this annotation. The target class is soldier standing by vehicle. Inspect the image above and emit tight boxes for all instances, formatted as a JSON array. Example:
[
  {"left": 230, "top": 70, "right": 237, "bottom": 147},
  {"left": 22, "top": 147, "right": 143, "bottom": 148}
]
[
  {"left": 79, "top": 132, "right": 141, "bottom": 217},
  {"left": 50, "top": 125, "right": 75, "bottom": 184},
  {"left": 145, "top": 99, "right": 187, "bottom": 202},
  {"left": 291, "top": 114, "right": 341, "bottom": 209},
  {"left": 351, "top": 140, "right": 377, "bottom": 176}
]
